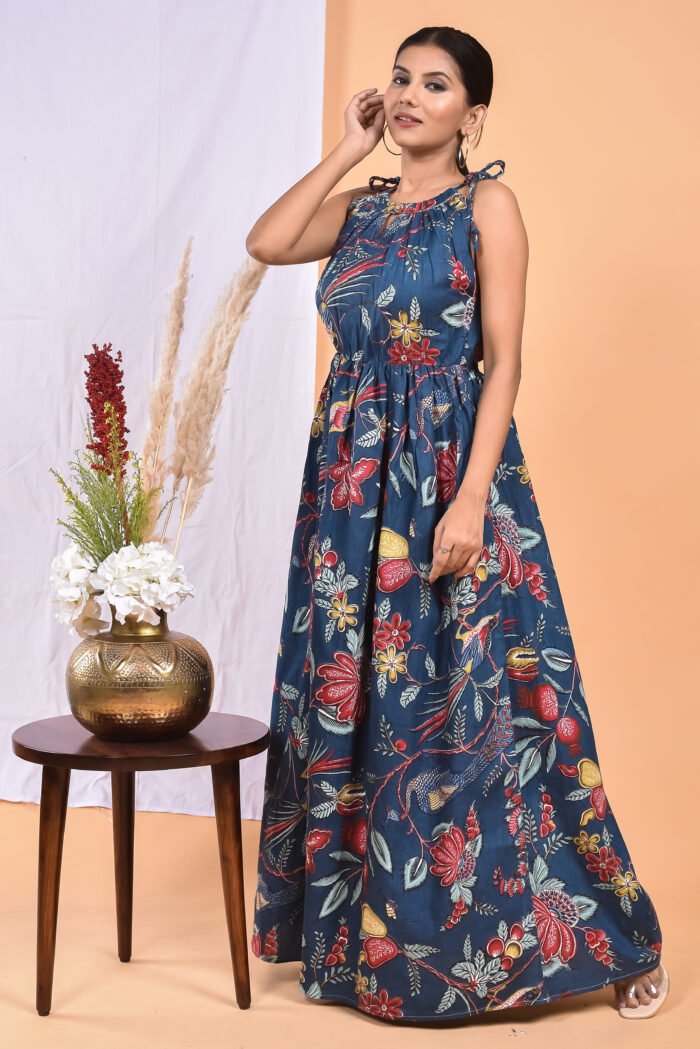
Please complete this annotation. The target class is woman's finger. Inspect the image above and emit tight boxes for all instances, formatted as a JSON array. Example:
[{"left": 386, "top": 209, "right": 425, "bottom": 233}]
[
  {"left": 432, "top": 519, "right": 445, "bottom": 553},
  {"left": 429, "top": 547, "right": 453, "bottom": 584},
  {"left": 454, "top": 556, "right": 477, "bottom": 580}
]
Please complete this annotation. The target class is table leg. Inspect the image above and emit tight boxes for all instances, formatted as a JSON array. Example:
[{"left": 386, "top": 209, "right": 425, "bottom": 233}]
[
  {"left": 211, "top": 760, "right": 251, "bottom": 1009},
  {"left": 111, "top": 770, "right": 135, "bottom": 963},
  {"left": 36, "top": 765, "right": 70, "bottom": 1016}
]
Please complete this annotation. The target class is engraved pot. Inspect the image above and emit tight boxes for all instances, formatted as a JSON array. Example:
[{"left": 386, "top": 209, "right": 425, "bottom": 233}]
[{"left": 66, "top": 603, "right": 214, "bottom": 741}]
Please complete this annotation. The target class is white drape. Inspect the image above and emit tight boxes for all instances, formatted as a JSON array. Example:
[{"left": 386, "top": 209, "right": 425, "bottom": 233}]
[{"left": 0, "top": 0, "right": 326, "bottom": 817}]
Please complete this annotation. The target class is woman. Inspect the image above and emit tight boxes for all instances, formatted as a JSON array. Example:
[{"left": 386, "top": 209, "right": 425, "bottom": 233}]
[{"left": 245, "top": 25, "right": 668, "bottom": 1024}]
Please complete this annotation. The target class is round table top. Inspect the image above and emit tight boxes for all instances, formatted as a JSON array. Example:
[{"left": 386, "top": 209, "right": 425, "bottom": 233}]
[{"left": 11, "top": 711, "right": 270, "bottom": 772}]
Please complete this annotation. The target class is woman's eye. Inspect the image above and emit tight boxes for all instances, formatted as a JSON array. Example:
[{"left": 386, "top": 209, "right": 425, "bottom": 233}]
[{"left": 392, "top": 76, "right": 444, "bottom": 91}]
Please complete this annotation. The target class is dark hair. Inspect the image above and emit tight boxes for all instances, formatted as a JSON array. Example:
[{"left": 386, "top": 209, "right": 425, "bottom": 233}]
[{"left": 392, "top": 26, "right": 494, "bottom": 172}]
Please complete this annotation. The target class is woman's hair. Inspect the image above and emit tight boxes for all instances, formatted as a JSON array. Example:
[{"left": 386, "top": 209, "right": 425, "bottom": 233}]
[{"left": 392, "top": 26, "right": 494, "bottom": 169}]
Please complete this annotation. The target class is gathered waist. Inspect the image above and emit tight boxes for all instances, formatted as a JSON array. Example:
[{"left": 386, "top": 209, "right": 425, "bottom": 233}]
[{"left": 329, "top": 350, "right": 484, "bottom": 383}]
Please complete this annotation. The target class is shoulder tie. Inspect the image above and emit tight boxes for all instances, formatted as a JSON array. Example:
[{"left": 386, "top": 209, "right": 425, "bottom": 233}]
[
  {"left": 368, "top": 174, "right": 400, "bottom": 193},
  {"left": 468, "top": 159, "right": 506, "bottom": 183}
]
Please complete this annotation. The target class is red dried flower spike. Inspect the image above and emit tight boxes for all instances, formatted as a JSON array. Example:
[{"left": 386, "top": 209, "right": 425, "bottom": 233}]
[{"left": 84, "top": 341, "right": 130, "bottom": 476}]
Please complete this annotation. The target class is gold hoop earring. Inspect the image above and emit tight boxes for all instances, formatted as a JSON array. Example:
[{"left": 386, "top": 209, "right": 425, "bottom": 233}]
[
  {"left": 457, "top": 136, "right": 469, "bottom": 174},
  {"left": 382, "top": 123, "right": 401, "bottom": 156}
]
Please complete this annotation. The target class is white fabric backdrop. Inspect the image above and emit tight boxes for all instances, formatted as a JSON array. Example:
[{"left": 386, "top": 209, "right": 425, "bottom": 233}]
[{"left": 0, "top": 0, "right": 326, "bottom": 818}]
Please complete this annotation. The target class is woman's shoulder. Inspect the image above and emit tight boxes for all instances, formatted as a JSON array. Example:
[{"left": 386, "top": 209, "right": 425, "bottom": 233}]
[
  {"left": 465, "top": 161, "right": 520, "bottom": 223},
  {"left": 466, "top": 163, "right": 527, "bottom": 253}
]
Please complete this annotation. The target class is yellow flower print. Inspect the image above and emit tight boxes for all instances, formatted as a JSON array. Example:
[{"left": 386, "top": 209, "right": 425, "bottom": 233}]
[
  {"left": 611, "top": 870, "right": 640, "bottom": 901},
  {"left": 514, "top": 463, "right": 531, "bottom": 486},
  {"left": 355, "top": 971, "right": 369, "bottom": 995},
  {"left": 389, "top": 309, "right": 422, "bottom": 347},
  {"left": 574, "top": 830, "right": 601, "bottom": 854},
  {"left": 375, "top": 644, "right": 408, "bottom": 683},
  {"left": 311, "top": 398, "right": 326, "bottom": 437},
  {"left": 328, "top": 592, "right": 359, "bottom": 632}
]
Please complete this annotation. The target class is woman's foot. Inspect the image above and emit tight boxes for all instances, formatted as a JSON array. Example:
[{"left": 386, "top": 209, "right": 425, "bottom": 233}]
[{"left": 614, "top": 963, "right": 664, "bottom": 1010}]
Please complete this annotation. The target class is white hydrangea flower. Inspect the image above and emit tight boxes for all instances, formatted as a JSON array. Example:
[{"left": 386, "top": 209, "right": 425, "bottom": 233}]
[
  {"left": 50, "top": 540, "right": 195, "bottom": 635},
  {"left": 49, "top": 542, "right": 99, "bottom": 626},
  {"left": 89, "top": 541, "right": 195, "bottom": 626}
]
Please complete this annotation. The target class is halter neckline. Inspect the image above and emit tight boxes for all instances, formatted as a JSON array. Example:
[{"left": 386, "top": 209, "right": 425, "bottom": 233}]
[
  {"left": 368, "top": 174, "right": 469, "bottom": 210},
  {"left": 367, "top": 160, "right": 506, "bottom": 211}
]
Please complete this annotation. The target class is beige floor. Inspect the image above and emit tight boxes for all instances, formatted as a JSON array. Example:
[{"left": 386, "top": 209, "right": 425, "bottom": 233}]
[{"left": 0, "top": 798, "right": 693, "bottom": 1048}]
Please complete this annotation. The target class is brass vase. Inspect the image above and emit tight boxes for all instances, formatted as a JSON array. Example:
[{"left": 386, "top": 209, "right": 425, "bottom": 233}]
[{"left": 66, "top": 602, "right": 214, "bottom": 742}]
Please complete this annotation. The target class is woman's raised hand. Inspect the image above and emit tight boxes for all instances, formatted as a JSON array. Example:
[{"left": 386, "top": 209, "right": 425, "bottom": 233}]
[{"left": 342, "top": 88, "right": 386, "bottom": 158}]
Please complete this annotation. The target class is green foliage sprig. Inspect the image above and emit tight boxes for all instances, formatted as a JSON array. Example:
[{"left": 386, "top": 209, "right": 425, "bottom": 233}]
[{"left": 50, "top": 409, "right": 171, "bottom": 565}]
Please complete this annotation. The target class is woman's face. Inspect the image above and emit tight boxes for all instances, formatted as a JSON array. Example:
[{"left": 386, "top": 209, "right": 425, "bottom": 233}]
[{"left": 384, "top": 44, "right": 482, "bottom": 150}]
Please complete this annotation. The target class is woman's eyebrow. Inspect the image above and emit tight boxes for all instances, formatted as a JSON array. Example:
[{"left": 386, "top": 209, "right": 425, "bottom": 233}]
[{"left": 392, "top": 64, "right": 452, "bottom": 81}]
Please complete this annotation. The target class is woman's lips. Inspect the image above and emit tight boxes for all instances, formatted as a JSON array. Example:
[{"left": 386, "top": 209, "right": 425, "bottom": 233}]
[{"left": 394, "top": 114, "right": 422, "bottom": 126}]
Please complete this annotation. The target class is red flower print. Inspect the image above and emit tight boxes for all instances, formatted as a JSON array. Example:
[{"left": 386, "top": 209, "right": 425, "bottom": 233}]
[
  {"left": 448, "top": 256, "right": 472, "bottom": 294},
  {"left": 409, "top": 338, "right": 440, "bottom": 365},
  {"left": 358, "top": 987, "right": 404, "bottom": 1018},
  {"left": 533, "top": 890, "right": 580, "bottom": 963},
  {"left": 388, "top": 340, "right": 415, "bottom": 365},
  {"left": 305, "top": 827, "right": 333, "bottom": 872},
  {"left": 374, "top": 612, "right": 411, "bottom": 651},
  {"left": 328, "top": 436, "right": 379, "bottom": 511},
  {"left": 316, "top": 650, "right": 365, "bottom": 723},
  {"left": 584, "top": 846, "right": 623, "bottom": 882},
  {"left": 436, "top": 441, "right": 458, "bottom": 502},
  {"left": 388, "top": 337, "right": 440, "bottom": 366},
  {"left": 584, "top": 927, "right": 614, "bottom": 964},
  {"left": 428, "top": 826, "right": 476, "bottom": 886}
]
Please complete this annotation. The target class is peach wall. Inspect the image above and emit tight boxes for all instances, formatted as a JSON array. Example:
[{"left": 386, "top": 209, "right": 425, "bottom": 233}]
[{"left": 317, "top": 1, "right": 699, "bottom": 912}]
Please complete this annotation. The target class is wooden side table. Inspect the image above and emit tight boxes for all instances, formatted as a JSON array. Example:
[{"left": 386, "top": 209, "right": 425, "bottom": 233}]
[{"left": 11, "top": 711, "right": 270, "bottom": 1016}]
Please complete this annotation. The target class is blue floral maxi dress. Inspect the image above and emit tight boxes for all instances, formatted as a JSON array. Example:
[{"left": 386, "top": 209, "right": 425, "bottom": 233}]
[{"left": 250, "top": 159, "right": 662, "bottom": 1022}]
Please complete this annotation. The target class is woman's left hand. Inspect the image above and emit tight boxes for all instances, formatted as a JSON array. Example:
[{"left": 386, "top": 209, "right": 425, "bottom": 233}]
[{"left": 429, "top": 493, "right": 486, "bottom": 584}]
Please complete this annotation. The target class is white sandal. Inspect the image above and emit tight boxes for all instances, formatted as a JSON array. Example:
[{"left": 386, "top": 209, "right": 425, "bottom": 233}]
[{"left": 617, "top": 961, "right": 670, "bottom": 1019}]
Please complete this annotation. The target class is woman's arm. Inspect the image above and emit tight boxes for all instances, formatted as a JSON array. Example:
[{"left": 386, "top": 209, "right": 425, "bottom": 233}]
[
  {"left": 429, "top": 179, "right": 528, "bottom": 584},
  {"left": 457, "top": 178, "right": 529, "bottom": 507},
  {"left": 246, "top": 88, "right": 385, "bottom": 265}
]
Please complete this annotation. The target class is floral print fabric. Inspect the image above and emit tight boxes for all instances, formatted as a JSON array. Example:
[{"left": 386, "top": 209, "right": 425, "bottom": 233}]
[{"left": 250, "top": 159, "right": 662, "bottom": 1022}]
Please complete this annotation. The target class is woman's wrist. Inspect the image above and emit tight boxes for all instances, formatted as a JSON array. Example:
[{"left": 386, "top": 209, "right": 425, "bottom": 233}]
[
  {"left": 332, "top": 136, "right": 371, "bottom": 171},
  {"left": 454, "top": 477, "right": 489, "bottom": 509}
]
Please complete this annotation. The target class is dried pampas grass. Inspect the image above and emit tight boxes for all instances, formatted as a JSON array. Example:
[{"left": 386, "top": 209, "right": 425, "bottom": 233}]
[
  {"left": 142, "top": 245, "right": 268, "bottom": 558},
  {"left": 140, "top": 236, "right": 193, "bottom": 544}
]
